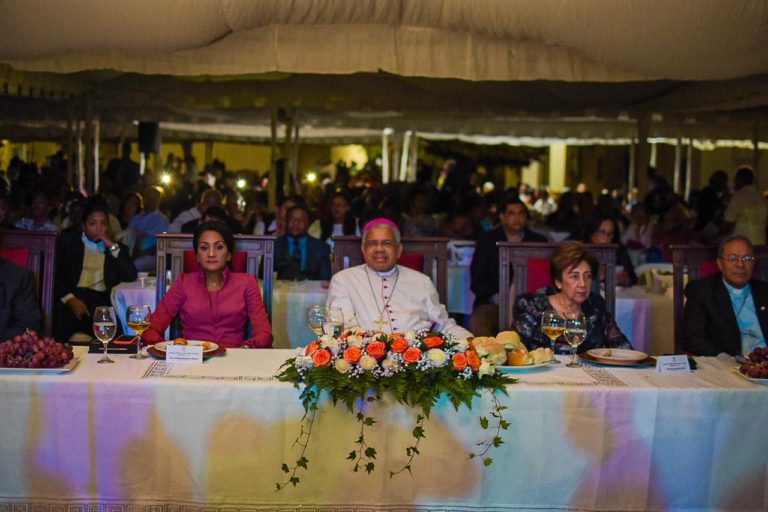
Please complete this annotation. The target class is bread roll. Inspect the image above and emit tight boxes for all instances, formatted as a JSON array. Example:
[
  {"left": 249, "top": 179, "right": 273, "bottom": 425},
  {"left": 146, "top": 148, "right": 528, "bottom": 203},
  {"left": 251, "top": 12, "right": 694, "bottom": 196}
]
[
  {"left": 507, "top": 348, "right": 531, "bottom": 366},
  {"left": 496, "top": 330, "right": 525, "bottom": 350},
  {"left": 530, "top": 347, "right": 553, "bottom": 364},
  {"left": 473, "top": 338, "right": 507, "bottom": 366}
]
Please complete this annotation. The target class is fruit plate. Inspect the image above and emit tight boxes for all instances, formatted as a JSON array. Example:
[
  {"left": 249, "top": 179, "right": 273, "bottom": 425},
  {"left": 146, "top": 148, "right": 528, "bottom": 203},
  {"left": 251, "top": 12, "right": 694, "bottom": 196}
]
[
  {"left": 586, "top": 348, "right": 649, "bottom": 364},
  {"left": 497, "top": 361, "right": 552, "bottom": 372},
  {"left": 734, "top": 369, "right": 768, "bottom": 386},
  {"left": 580, "top": 352, "right": 656, "bottom": 367},
  {"left": 147, "top": 344, "right": 226, "bottom": 360},
  {"left": 0, "top": 357, "right": 80, "bottom": 375},
  {"left": 153, "top": 341, "right": 219, "bottom": 353}
]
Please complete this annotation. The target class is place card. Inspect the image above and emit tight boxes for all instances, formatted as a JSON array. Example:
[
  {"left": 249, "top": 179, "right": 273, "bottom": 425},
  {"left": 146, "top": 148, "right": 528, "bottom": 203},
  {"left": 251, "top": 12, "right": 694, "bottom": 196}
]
[
  {"left": 655, "top": 355, "right": 691, "bottom": 374},
  {"left": 165, "top": 345, "right": 203, "bottom": 365}
]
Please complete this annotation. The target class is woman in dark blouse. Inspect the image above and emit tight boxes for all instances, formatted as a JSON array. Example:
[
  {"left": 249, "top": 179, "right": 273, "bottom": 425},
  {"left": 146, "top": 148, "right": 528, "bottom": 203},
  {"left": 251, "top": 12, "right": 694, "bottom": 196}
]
[{"left": 513, "top": 241, "right": 632, "bottom": 354}]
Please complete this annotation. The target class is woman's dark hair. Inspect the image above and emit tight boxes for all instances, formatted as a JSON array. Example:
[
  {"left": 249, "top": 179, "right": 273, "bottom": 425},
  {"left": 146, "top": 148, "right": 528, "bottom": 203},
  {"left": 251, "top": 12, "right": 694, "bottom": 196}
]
[
  {"left": 194, "top": 220, "right": 235, "bottom": 256},
  {"left": 83, "top": 196, "right": 111, "bottom": 221},
  {"left": 320, "top": 192, "right": 356, "bottom": 241},
  {"left": 550, "top": 241, "right": 598, "bottom": 285},
  {"left": 582, "top": 214, "right": 619, "bottom": 243}
]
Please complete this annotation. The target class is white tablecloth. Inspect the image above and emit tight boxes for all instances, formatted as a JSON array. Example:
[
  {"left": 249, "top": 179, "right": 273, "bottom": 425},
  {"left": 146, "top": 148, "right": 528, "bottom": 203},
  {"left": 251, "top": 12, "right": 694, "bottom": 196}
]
[{"left": 1, "top": 348, "right": 766, "bottom": 511}]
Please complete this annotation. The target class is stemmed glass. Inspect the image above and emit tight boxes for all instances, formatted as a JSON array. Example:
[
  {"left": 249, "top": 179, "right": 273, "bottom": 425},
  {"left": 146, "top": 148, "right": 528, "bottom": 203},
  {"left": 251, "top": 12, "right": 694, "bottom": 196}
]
[
  {"left": 541, "top": 310, "right": 565, "bottom": 364},
  {"left": 93, "top": 306, "right": 117, "bottom": 364},
  {"left": 306, "top": 305, "right": 326, "bottom": 337},
  {"left": 323, "top": 307, "right": 344, "bottom": 337},
  {"left": 127, "top": 304, "right": 151, "bottom": 360},
  {"left": 564, "top": 312, "right": 587, "bottom": 368}
]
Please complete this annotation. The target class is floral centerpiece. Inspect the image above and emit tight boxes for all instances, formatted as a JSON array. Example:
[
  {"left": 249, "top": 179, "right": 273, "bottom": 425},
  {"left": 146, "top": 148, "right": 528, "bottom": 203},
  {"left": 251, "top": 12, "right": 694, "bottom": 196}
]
[{"left": 276, "top": 328, "right": 516, "bottom": 489}]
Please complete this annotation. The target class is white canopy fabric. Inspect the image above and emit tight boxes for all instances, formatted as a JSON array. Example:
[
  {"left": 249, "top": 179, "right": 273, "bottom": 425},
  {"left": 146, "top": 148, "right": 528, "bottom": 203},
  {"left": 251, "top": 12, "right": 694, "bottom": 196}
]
[
  {"left": 0, "top": 0, "right": 766, "bottom": 144},
  {"left": 1, "top": 0, "right": 767, "bottom": 83}
]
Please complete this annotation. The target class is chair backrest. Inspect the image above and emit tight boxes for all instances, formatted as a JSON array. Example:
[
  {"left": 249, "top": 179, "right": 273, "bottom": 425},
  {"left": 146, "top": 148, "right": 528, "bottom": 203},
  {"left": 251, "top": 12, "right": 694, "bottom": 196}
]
[
  {"left": 670, "top": 244, "right": 768, "bottom": 353},
  {"left": 332, "top": 236, "right": 450, "bottom": 303},
  {"left": 0, "top": 229, "right": 57, "bottom": 336},
  {"left": 156, "top": 233, "right": 275, "bottom": 320},
  {"left": 498, "top": 242, "right": 618, "bottom": 330}
]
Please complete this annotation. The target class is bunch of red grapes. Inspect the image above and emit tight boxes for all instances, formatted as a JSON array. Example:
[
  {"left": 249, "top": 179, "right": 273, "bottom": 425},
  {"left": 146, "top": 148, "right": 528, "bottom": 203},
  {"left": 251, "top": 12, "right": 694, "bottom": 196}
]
[
  {"left": 739, "top": 347, "right": 768, "bottom": 379},
  {"left": 0, "top": 331, "right": 74, "bottom": 369}
]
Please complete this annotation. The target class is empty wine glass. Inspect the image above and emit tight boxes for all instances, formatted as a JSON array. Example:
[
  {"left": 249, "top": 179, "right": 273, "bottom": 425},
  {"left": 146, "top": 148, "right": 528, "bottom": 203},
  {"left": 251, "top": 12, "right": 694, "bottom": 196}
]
[
  {"left": 564, "top": 312, "right": 587, "bottom": 368},
  {"left": 127, "top": 304, "right": 151, "bottom": 360},
  {"left": 93, "top": 306, "right": 117, "bottom": 364},
  {"left": 541, "top": 310, "right": 565, "bottom": 364},
  {"left": 323, "top": 307, "right": 344, "bottom": 337},
  {"left": 306, "top": 305, "right": 326, "bottom": 337}
]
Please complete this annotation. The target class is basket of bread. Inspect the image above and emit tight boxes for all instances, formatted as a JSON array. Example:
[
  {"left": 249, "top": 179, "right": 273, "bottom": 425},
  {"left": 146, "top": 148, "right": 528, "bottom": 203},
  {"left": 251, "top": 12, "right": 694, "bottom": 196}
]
[{"left": 471, "top": 330, "right": 553, "bottom": 370}]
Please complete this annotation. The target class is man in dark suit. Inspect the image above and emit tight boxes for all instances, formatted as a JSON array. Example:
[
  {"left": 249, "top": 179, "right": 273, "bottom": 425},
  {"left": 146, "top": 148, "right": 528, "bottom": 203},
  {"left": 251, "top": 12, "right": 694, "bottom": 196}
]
[
  {"left": 469, "top": 197, "right": 548, "bottom": 335},
  {"left": 0, "top": 257, "right": 41, "bottom": 340},
  {"left": 682, "top": 235, "right": 768, "bottom": 356},
  {"left": 274, "top": 205, "right": 331, "bottom": 281},
  {"left": 54, "top": 199, "right": 138, "bottom": 342}
]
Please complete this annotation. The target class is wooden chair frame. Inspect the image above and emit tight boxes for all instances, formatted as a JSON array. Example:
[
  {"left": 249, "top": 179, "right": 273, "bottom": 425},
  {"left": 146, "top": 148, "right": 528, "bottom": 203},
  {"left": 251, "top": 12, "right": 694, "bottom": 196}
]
[
  {"left": 671, "top": 244, "right": 768, "bottom": 353},
  {"left": 332, "top": 236, "right": 450, "bottom": 304},
  {"left": 498, "top": 242, "right": 618, "bottom": 330},
  {"left": 0, "top": 229, "right": 57, "bottom": 336},
  {"left": 156, "top": 233, "right": 275, "bottom": 319}
]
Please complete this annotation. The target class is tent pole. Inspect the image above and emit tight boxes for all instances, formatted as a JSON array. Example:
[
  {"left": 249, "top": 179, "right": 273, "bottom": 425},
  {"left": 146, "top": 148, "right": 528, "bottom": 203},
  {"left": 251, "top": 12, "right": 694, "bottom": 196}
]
[
  {"left": 635, "top": 115, "right": 651, "bottom": 196},
  {"left": 381, "top": 128, "right": 390, "bottom": 184},
  {"left": 754, "top": 120, "right": 762, "bottom": 188},
  {"left": 269, "top": 109, "right": 278, "bottom": 210},
  {"left": 399, "top": 130, "right": 411, "bottom": 181},
  {"left": 685, "top": 139, "right": 693, "bottom": 201},
  {"left": 673, "top": 136, "right": 682, "bottom": 195}
]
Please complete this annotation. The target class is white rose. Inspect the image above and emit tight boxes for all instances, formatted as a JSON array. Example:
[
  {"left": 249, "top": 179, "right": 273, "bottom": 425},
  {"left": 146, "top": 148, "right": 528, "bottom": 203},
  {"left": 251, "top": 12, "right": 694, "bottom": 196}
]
[
  {"left": 346, "top": 335, "right": 364, "bottom": 348},
  {"left": 479, "top": 360, "right": 496, "bottom": 377},
  {"left": 382, "top": 357, "right": 400, "bottom": 372},
  {"left": 454, "top": 338, "right": 469, "bottom": 351},
  {"left": 320, "top": 336, "right": 340, "bottom": 355},
  {"left": 426, "top": 348, "right": 448, "bottom": 367},
  {"left": 359, "top": 354, "right": 378, "bottom": 371},
  {"left": 404, "top": 331, "right": 416, "bottom": 343},
  {"left": 335, "top": 358, "right": 351, "bottom": 374},
  {"left": 296, "top": 356, "right": 314, "bottom": 369}
]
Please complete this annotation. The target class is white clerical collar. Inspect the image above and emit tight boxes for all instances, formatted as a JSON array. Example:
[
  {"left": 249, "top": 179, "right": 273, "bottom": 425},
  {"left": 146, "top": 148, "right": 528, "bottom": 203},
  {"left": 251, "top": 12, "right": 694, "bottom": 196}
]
[
  {"left": 723, "top": 278, "right": 749, "bottom": 295},
  {"left": 369, "top": 265, "right": 397, "bottom": 278}
]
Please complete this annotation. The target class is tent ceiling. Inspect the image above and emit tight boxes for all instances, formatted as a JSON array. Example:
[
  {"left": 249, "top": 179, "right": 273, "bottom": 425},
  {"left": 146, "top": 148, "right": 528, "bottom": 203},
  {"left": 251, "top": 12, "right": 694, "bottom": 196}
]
[{"left": 0, "top": 0, "right": 766, "bottom": 142}]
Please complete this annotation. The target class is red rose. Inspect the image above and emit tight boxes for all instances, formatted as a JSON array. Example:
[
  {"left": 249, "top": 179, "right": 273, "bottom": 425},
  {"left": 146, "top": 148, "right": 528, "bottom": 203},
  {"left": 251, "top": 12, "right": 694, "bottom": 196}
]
[
  {"left": 343, "top": 346, "right": 362, "bottom": 364},
  {"left": 390, "top": 336, "right": 409, "bottom": 353},
  {"left": 366, "top": 341, "right": 387, "bottom": 360},
  {"left": 452, "top": 352, "right": 468, "bottom": 371},
  {"left": 403, "top": 347, "right": 423, "bottom": 364},
  {"left": 304, "top": 341, "right": 320, "bottom": 356},
  {"left": 423, "top": 335, "right": 445, "bottom": 349},
  {"left": 312, "top": 348, "right": 332, "bottom": 367}
]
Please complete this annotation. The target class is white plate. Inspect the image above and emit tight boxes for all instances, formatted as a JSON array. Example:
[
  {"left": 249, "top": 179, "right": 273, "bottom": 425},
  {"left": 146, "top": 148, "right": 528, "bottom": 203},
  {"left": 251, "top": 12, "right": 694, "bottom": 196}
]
[
  {"left": 587, "top": 348, "right": 648, "bottom": 363},
  {"left": 0, "top": 356, "right": 80, "bottom": 374},
  {"left": 497, "top": 361, "right": 552, "bottom": 372},
  {"left": 154, "top": 340, "right": 219, "bottom": 353},
  {"left": 734, "top": 368, "right": 768, "bottom": 385}
]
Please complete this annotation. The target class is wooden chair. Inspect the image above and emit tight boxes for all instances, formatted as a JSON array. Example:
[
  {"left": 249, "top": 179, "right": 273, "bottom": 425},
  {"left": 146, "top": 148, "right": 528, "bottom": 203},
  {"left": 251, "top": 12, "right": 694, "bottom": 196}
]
[
  {"left": 498, "top": 242, "right": 618, "bottom": 331},
  {"left": 332, "top": 236, "right": 450, "bottom": 304},
  {"left": 0, "top": 229, "right": 57, "bottom": 336},
  {"left": 156, "top": 233, "right": 276, "bottom": 322},
  {"left": 670, "top": 244, "right": 768, "bottom": 353}
]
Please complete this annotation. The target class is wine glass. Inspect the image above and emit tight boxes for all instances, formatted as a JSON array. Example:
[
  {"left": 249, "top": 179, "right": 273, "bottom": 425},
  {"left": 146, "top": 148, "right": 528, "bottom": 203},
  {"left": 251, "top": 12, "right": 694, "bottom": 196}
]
[
  {"left": 306, "top": 305, "right": 326, "bottom": 337},
  {"left": 564, "top": 312, "right": 587, "bottom": 368},
  {"left": 127, "top": 304, "right": 151, "bottom": 360},
  {"left": 323, "top": 307, "right": 344, "bottom": 337},
  {"left": 93, "top": 306, "right": 117, "bottom": 364},
  {"left": 541, "top": 310, "right": 565, "bottom": 364}
]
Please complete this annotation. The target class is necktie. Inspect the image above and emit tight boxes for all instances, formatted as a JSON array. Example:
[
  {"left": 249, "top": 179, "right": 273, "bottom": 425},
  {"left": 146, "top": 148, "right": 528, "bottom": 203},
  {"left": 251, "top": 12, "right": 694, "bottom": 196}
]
[{"left": 292, "top": 237, "right": 302, "bottom": 276}]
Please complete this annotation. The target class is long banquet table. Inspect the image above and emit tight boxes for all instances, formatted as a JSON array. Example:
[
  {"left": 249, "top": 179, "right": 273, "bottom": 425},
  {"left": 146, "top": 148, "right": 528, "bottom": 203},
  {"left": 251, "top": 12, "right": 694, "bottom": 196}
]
[{"left": 1, "top": 347, "right": 766, "bottom": 511}]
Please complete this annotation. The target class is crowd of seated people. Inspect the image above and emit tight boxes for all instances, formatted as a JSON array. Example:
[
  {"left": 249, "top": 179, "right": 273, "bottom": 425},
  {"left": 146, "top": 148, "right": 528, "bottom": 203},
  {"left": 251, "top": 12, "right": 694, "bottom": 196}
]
[{"left": 0, "top": 150, "right": 766, "bottom": 358}]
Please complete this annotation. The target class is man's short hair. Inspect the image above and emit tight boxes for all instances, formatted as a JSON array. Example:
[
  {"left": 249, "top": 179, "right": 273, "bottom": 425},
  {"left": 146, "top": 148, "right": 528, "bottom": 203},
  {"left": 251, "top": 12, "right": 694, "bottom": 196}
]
[
  {"left": 500, "top": 196, "right": 530, "bottom": 219},
  {"left": 718, "top": 234, "right": 754, "bottom": 257},
  {"left": 285, "top": 204, "right": 310, "bottom": 221},
  {"left": 735, "top": 166, "right": 754, "bottom": 186}
]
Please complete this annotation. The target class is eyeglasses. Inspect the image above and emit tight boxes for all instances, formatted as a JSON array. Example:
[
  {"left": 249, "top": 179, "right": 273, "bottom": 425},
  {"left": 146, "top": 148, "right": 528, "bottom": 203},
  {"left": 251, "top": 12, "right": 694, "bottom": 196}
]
[
  {"left": 363, "top": 240, "right": 397, "bottom": 249},
  {"left": 721, "top": 254, "right": 756, "bottom": 264}
]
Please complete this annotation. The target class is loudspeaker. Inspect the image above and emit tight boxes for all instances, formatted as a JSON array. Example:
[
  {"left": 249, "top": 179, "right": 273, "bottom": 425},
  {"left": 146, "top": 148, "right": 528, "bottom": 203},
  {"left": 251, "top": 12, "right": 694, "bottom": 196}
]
[{"left": 138, "top": 122, "right": 159, "bottom": 154}]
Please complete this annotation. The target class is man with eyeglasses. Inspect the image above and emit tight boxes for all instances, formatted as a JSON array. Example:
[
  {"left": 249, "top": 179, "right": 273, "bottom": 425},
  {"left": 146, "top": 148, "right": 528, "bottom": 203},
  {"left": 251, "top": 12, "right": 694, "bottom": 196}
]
[
  {"left": 682, "top": 235, "right": 768, "bottom": 356},
  {"left": 326, "top": 218, "right": 472, "bottom": 339}
]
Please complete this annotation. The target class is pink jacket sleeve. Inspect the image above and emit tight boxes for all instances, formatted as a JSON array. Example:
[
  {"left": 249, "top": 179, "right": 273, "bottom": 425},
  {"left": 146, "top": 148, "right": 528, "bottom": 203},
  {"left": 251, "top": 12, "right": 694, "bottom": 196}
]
[
  {"left": 142, "top": 274, "right": 187, "bottom": 344},
  {"left": 244, "top": 275, "right": 273, "bottom": 348}
]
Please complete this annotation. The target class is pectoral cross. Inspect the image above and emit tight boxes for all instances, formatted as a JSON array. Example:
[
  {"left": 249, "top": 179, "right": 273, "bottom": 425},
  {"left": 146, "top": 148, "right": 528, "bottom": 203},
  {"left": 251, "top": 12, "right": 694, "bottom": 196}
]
[{"left": 376, "top": 315, "right": 385, "bottom": 332}]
